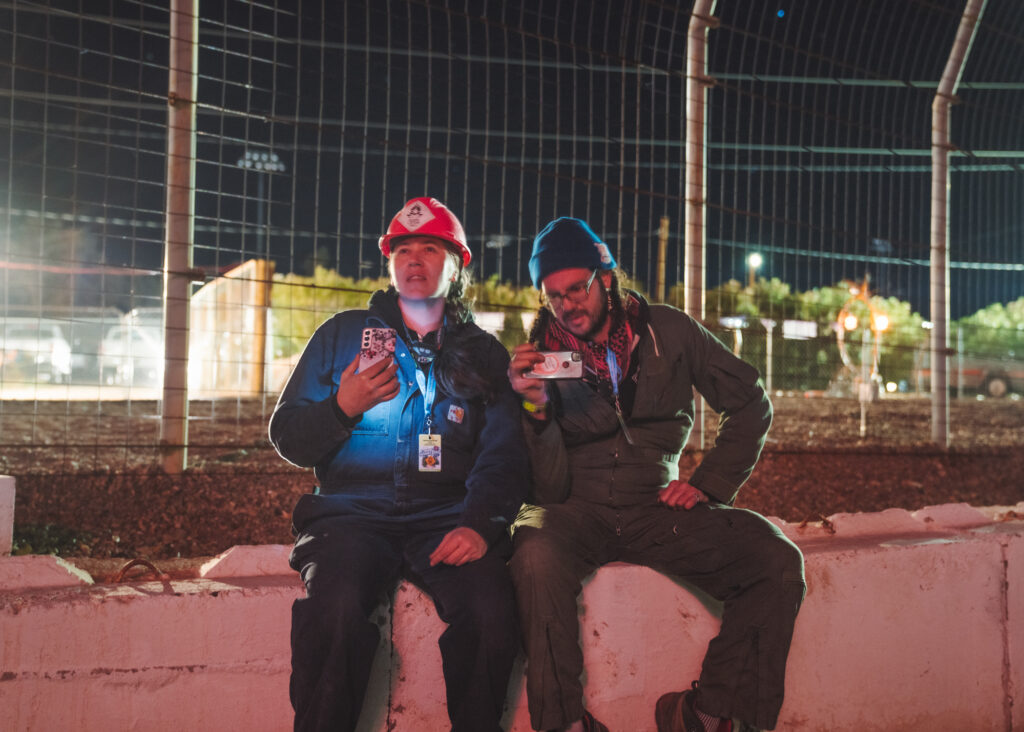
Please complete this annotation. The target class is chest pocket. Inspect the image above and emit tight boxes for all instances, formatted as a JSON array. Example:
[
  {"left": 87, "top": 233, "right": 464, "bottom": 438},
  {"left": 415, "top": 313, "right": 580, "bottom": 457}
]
[
  {"left": 352, "top": 399, "right": 391, "bottom": 435},
  {"left": 556, "top": 380, "right": 619, "bottom": 443},
  {"left": 435, "top": 398, "right": 478, "bottom": 450}
]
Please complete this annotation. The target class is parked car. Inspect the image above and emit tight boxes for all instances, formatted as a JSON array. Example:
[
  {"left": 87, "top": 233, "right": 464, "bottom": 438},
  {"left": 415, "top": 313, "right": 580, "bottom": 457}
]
[
  {"left": 99, "top": 324, "right": 164, "bottom": 387},
  {"left": 917, "top": 354, "right": 1024, "bottom": 398},
  {"left": 65, "top": 317, "right": 120, "bottom": 385},
  {"left": 0, "top": 318, "right": 73, "bottom": 384}
]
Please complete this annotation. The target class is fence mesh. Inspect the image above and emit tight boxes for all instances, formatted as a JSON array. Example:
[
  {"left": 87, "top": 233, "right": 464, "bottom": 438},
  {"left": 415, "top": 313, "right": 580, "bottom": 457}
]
[{"left": 2, "top": 0, "right": 1022, "bottom": 483}]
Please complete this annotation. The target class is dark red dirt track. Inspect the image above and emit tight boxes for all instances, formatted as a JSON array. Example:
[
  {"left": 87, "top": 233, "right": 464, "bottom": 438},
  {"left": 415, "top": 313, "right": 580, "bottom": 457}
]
[{"left": 6, "top": 396, "right": 1023, "bottom": 563}]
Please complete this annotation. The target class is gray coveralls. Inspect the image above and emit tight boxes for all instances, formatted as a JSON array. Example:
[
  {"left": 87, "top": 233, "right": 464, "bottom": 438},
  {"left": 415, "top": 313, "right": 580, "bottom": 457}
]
[{"left": 510, "top": 298, "right": 806, "bottom": 731}]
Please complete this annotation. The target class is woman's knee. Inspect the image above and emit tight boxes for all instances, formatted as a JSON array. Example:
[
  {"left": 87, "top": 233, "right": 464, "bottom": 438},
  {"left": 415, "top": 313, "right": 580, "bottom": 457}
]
[
  {"left": 454, "top": 592, "right": 519, "bottom": 649},
  {"left": 300, "top": 559, "right": 389, "bottom": 625}
]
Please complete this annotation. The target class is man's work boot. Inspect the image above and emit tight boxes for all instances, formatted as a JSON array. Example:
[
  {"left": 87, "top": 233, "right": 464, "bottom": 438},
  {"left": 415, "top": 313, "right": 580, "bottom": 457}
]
[
  {"left": 655, "top": 682, "right": 732, "bottom": 732},
  {"left": 547, "top": 709, "right": 609, "bottom": 732},
  {"left": 580, "top": 710, "right": 609, "bottom": 732}
]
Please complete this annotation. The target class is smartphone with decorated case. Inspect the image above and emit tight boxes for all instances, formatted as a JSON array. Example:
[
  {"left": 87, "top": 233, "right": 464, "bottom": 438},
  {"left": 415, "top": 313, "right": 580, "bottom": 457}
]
[
  {"left": 527, "top": 350, "right": 583, "bottom": 379},
  {"left": 358, "top": 327, "right": 397, "bottom": 371}
]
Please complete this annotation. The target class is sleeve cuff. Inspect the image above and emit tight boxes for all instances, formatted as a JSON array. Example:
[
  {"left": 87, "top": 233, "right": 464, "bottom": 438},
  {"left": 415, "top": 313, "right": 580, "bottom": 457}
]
[
  {"left": 689, "top": 470, "right": 739, "bottom": 505},
  {"left": 460, "top": 516, "right": 508, "bottom": 546},
  {"left": 329, "top": 395, "right": 362, "bottom": 428}
]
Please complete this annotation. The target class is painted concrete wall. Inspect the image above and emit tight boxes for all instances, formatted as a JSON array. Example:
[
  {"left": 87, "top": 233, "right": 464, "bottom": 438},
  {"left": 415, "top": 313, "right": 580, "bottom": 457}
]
[
  {"left": 0, "top": 476, "right": 13, "bottom": 554},
  {"left": 2, "top": 501, "right": 1022, "bottom": 731}
]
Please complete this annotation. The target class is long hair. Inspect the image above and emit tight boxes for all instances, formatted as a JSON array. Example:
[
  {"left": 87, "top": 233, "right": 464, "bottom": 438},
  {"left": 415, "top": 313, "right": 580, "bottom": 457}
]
[
  {"left": 528, "top": 269, "right": 629, "bottom": 344},
  {"left": 443, "top": 260, "right": 474, "bottom": 324},
  {"left": 436, "top": 256, "right": 503, "bottom": 400}
]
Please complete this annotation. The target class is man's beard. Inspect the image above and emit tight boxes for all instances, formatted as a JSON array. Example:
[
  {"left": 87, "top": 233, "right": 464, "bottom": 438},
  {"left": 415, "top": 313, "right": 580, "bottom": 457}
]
[{"left": 561, "top": 280, "right": 609, "bottom": 342}]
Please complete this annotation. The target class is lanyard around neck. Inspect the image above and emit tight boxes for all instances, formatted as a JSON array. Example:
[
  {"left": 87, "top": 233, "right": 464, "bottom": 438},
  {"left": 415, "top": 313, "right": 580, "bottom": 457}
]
[
  {"left": 402, "top": 315, "right": 444, "bottom": 365},
  {"left": 413, "top": 362, "right": 438, "bottom": 434},
  {"left": 605, "top": 348, "right": 621, "bottom": 398},
  {"left": 605, "top": 348, "right": 635, "bottom": 445}
]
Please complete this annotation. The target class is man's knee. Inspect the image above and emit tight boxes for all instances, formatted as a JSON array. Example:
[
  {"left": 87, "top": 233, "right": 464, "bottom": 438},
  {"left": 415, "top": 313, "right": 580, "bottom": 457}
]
[
  {"left": 768, "top": 534, "right": 805, "bottom": 583},
  {"left": 509, "top": 529, "right": 564, "bottom": 586},
  {"left": 759, "top": 534, "right": 806, "bottom": 608}
]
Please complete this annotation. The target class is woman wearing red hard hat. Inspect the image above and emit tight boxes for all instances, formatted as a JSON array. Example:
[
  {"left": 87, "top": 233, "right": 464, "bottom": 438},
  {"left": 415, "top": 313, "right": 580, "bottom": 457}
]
[{"left": 271, "top": 196, "right": 526, "bottom": 732}]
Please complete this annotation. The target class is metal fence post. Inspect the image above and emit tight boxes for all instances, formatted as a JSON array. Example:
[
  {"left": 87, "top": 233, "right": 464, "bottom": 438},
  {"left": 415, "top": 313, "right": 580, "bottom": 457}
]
[
  {"left": 161, "top": 0, "right": 198, "bottom": 473},
  {"left": 685, "top": 0, "right": 717, "bottom": 451},
  {"left": 930, "top": 0, "right": 987, "bottom": 446}
]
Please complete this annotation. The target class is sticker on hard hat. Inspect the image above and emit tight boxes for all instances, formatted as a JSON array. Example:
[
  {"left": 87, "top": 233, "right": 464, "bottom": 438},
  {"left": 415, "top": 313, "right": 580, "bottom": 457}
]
[
  {"left": 397, "top": 200, "right": 436, "bottom": 231},
  {"left": 595, "top": 242, "right": 614, "bottom": 264}
]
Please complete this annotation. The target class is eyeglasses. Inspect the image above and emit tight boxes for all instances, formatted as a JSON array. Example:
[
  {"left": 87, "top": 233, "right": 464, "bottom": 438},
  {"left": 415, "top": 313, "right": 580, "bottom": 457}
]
[{"left": 542, "top": 270, "right": 598, "bottom": 310}]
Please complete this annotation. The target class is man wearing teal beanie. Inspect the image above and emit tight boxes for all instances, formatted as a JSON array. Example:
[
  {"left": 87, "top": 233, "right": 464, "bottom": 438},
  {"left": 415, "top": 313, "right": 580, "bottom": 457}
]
[{"left": 508, "top": 217, "right": 806, "bottom": 732}]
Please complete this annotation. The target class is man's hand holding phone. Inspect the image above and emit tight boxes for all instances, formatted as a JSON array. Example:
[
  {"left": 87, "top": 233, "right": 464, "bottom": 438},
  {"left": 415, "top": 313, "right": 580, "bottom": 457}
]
[{"left": 508, "top": 344, "right": 551, "bottom": 417}]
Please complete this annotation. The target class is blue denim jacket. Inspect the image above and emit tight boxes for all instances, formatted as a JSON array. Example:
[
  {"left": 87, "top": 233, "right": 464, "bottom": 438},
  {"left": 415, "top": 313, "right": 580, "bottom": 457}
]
[{"left": 269, "top": 298, "right": 528, "bottom": 545}]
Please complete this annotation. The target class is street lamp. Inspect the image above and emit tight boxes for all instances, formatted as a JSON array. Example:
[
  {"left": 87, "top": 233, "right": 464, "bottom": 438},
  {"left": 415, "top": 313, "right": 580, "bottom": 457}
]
[
  {"left": 835, "top": 276, "right": 890, "bottom": 413},
  {"left": 746, "top": 252, "right": 762, "bottom": 289},
  {"left": 236, "top": 149, "right": 287, "bottom": 261},
  {"left": 871, "top": 313, "right": 889, "bottom": 383}
]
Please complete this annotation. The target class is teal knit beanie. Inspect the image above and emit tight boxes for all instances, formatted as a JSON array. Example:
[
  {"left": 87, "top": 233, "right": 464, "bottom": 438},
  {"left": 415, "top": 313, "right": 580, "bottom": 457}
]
[{"left": 528, "top": 218, "right": 617, "bottom": 288}]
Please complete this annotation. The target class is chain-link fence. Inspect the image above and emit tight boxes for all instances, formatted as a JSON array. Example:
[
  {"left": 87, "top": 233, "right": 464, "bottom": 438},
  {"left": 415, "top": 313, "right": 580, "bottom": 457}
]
[{"left": 2, "top": 0, "right": 1022, "bottom": 478}]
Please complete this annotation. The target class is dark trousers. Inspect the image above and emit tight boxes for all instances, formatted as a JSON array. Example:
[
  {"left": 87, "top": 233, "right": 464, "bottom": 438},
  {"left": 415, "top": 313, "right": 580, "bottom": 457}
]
[
  {"left": 510, "top": 500, "right": 806, "bottom": 731},
  {"left": 289, "top": 515, "right": 519, "bottom": 732}
]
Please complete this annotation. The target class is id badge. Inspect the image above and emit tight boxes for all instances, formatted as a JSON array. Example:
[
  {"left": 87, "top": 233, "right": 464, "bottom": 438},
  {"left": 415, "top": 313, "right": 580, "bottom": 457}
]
[{"left": 418, "top": 433, "right": 442, "bottom": 472}]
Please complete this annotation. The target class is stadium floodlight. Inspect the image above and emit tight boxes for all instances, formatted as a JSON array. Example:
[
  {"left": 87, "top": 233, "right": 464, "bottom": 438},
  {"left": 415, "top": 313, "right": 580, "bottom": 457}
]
[{"left": 236, "top": 150, "right": 287, "bottom": 260}]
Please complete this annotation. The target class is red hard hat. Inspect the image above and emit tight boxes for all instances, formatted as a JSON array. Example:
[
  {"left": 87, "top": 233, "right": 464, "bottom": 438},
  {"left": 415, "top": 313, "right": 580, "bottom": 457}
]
[{"left": 378, "top": 197, "right": 472, "bottom": 267}]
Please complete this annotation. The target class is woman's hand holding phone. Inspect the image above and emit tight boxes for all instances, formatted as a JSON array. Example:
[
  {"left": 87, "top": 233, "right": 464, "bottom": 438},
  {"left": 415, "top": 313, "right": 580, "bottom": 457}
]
[{"left": 336, "top": 352, "right": 400, "bottom": 419}]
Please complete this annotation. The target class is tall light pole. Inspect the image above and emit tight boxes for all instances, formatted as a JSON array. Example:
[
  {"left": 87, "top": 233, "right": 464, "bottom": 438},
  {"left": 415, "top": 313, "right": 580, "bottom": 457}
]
[
  {"left": 236, "top": 149, "right": 286, "bottom": 261},
  {"left": 747, "top": 252, "right": 762, "bottom": 289},
  {"left": 485, "top": 234, "right": 511, "bottom": 282}
]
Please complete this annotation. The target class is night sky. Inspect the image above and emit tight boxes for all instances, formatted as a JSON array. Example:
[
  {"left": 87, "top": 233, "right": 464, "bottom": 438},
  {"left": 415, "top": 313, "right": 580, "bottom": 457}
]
[{"left": 1, "top": 0, "right": 1021, "bottom": 318}]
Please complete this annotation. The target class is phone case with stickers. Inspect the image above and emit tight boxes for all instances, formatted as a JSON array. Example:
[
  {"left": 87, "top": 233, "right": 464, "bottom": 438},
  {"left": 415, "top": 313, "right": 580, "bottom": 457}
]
[
  {"left": 527, "top": 350, "right": 583, "bottom": 379},
  {"left": 358, "top": 327, "right": 397, "bottom": 371}
]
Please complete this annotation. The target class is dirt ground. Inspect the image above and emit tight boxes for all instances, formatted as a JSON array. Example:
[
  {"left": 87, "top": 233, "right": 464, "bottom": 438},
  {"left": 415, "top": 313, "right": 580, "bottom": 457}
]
[{"left": 5, "top": 395, "right": 1023, "bottom": 580}]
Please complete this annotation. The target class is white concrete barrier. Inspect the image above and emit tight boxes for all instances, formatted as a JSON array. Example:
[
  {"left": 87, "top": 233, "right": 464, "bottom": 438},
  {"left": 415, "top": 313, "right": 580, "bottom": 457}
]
[
  {"left": 1, "top": 502, "right": 1022, "bottom": 731},
  {"left": 0, "top": 475, "right": 14, "bottom": 555}
]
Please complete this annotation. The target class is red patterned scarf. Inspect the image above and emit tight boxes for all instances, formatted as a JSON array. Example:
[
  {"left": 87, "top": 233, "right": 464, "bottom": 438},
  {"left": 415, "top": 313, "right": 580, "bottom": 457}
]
[{"left": 541, "top": 291, "right": 641, "bottom": 400}]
